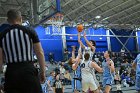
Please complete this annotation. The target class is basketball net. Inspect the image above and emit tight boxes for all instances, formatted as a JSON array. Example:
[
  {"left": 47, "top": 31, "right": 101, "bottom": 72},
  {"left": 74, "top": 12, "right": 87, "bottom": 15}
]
[{"left": 48, "top": 13, "right": 64, "bottom": 35}]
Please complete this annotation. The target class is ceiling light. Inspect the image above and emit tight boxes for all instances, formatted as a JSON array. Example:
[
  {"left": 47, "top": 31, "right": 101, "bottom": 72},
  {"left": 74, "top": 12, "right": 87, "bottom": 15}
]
[{"left": 95, "top": 16, "right": 101, "bottom": 19}]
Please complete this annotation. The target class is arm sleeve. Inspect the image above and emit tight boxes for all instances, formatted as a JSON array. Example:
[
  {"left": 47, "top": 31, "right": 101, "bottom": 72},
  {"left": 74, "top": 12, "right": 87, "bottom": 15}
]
[
  {"left": 29, "top": 28, "right": 40, "bottom": 43},
  {"left": 48, "top": 77, "right": 52, "bottom": 81}
]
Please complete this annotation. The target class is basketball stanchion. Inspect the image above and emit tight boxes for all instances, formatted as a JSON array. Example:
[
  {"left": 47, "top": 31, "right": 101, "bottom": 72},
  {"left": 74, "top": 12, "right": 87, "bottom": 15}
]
[{"left": 47, "top": 13, "right": 64, "bottom": 35}]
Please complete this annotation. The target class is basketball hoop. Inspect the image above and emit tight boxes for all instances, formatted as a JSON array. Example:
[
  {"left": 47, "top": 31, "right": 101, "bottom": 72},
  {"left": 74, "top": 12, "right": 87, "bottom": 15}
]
[{"left": 47, "top": 13, "right": 64, "bottom": 35}]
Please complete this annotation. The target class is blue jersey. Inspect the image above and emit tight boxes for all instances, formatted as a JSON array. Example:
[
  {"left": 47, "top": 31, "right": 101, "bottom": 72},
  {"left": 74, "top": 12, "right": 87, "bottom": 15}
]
[
  {"left": 102, "top": 59, "right": 114, "bottom": 78},
  {"left": 72, "top": 63, "right": 82, "bottom": 91},
  {"left": 134, "top": 54, "right": 140, "bottom": 76},
  {"left": 73, "top": 64, "right": 81, "bottom": 79},
  {"left": 48, "top": 76, "right": 55, "bottom": 87}
]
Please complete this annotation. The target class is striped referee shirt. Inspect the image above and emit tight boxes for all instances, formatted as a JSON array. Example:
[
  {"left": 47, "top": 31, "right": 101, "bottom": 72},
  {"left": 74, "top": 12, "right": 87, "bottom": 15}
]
[
  {"left": 0, "top": 24, "right": 40, "bottom": 64},
  {"left": 53, "top": 80, "right": 63, "bottom": 89}
]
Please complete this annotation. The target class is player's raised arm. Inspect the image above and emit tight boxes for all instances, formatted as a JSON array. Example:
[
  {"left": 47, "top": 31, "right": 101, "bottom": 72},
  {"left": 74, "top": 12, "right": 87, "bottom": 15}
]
[
  {"left": 78, "top": 32, "right": 85, "bottom": 49},
  {"left": 83, "top": 32, "right": 95, "bottom": 52},
  {"left": 72, "top": 46, "right": 81, "bottom": 70}
]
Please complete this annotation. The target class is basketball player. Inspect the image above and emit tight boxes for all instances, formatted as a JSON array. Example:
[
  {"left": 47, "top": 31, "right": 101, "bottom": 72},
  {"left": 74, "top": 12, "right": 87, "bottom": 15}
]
[
  {"left": 78, "top": 31, "right": 102, "bottom": 93},
  {"left": 132, "top": 54, "right": 140, "bottom": 93},
  {"left": 102, "top": 51, "right": 115, "bottom": 93},
  {"left": 68, "top": 46, "right": 82, "bottom": 93},
  {"left": 80, "top": 52, "right": 103, "bottom": 93},
  {"left": 78, "top": 32, "right": 95, "bottom": 60},
  {"left": 78, "top": 32, "right": 103, "bottom": 93}
]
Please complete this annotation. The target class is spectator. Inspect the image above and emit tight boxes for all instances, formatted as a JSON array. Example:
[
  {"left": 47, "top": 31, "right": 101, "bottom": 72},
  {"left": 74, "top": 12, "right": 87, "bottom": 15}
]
[
  {"left": 63, "top": 49, "right": 69, "bottom": 61},
  {"left": 48, "top": 71, "right": 55, "bottom": 86},
  {"left": 53, "top": 74, "right": 64, "bottom": 93},
  {"left": 0, "top": 22, "right": 10, "bottom": 33},
  {"left": 114, "top": 73, "right": 121, "bottom": 84},
  {"left": 60, "top": 65, "right": 66, "bottom": 74},
  {"left": 59, "top": 73, "right": 65, "bottom": 84},
  {"left": 126, "top": 74, "right": 135, "bottom": 86},
  {"left": 48, "top": 52, "right": 54, "bottom": 64},
  {"left": 116, "top": 81, "right": 123, "bottom": 93},
  {"left": 64, "top": 70, "right": 71, "bottom": 85}
]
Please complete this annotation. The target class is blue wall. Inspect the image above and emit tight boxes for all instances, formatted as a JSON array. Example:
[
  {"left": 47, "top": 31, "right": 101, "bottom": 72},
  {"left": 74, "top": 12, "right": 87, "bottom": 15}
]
[
  {"left": 137, "top": 31, "right": 140, "bottom": 51},
  {"left": 65, "top": 27, "right": 108, "bottom": 53},
  {"left": 35, "top": 25, "right": 63, "bottom": 61},
  {"left": 110, "top": 29, "right": 136, "bottom": 52},
  {"left": 34, "top": 25, "right": 137, "bottom": 61}
]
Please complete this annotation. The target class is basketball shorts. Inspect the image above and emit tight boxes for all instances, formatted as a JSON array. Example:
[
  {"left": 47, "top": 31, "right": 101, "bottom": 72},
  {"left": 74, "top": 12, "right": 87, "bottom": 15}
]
[
  {"left": 102, "top": 77, "right": 114, "bottom": 88},
  {"left": 82, "top": 77, "right": 98, "bottom": 92},
  {"left": 136, "top": 76, "right": 140, "bottom": 91},
  {"left": 72, "top": 78, "right": 81, "bottom": 92}
]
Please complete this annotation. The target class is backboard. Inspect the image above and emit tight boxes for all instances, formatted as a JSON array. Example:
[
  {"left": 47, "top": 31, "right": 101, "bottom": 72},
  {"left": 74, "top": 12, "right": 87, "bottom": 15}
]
[{"left": 38, "top": 0, "right": 61, "bottom": 24}]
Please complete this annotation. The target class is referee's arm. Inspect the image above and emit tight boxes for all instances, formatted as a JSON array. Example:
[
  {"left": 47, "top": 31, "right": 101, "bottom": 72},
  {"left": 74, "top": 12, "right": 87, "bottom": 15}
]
[
  {"left": 34, "top": 42, "right": 46, "bottom": 83},
  {"left": 30, "top": 28, "right": 46, "bottom": 83}
]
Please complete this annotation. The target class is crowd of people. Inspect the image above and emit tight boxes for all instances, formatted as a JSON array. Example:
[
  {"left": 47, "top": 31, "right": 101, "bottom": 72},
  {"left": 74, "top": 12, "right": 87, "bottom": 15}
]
[
  {"left": 0, "top": 50, "right": 137, "bottom": 93},
  {"left": 39, "top": 52, "right": 137, "bottom": 93}
]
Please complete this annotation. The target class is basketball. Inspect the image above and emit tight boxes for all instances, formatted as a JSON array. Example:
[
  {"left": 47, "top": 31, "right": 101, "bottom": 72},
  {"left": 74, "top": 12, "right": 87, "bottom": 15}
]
[{"left": 77, "top": 24, "right": 84, "bottom": 32}]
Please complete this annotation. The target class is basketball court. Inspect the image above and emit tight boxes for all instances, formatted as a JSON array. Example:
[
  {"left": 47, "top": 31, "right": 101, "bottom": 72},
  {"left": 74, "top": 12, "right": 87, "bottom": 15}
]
[{"left": 0, "top": 0, "right": 140, "bottom": 93}]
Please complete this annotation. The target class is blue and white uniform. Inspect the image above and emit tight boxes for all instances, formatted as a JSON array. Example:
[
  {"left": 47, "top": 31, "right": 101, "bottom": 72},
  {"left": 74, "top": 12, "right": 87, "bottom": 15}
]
[
  {"left": 83, "top": 47, "right": 94, "bottom": 60},
  {"left": 81, "top": 60, "right": 98, "bottom": 92},
  {"left": 83, "top": 47, "right": 99, "bottom": 85},
  {"left": 102, "top": 59, "right": 114, "bottom": 87},
  {"left": 134, "top": 54, "right": 140, "bottom": 91},
  {"left": 72, "top": 62, "right": 82, "bottom": 92}
]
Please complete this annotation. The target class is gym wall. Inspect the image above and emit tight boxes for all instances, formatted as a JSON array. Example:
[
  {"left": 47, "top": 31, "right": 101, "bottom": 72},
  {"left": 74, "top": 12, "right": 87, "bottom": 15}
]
[
  {"left": 110, "top": 29, "right": 136, "bottom": 52},
  {"left": 137, "top": 31, "right": 140, "bottom": 51},
  {"left": 66, "top": 27, "right": 108, "bottom": 54},
  {"left": 34, "top": 25, "right": 137, "bottom": 61},
  {"left": 35, "top": 25, "right": 63, "bottom": 61}
]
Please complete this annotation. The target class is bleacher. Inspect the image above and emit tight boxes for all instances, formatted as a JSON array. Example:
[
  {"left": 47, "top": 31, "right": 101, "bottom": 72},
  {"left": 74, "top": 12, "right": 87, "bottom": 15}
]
[{"left": 46, "top": 62, "right": 137, "bottom": 93}]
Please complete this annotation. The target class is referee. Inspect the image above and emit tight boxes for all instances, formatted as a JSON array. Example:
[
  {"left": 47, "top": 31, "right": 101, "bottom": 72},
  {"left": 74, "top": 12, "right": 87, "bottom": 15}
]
[{"left": 0, "top": 9, "right": 46, "bottom": 93}]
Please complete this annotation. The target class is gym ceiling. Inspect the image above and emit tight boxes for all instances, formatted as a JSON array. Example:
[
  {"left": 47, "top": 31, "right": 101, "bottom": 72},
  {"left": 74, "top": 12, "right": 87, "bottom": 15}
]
[{"left": 0, "top": 0, "right": 140, "bottom": 29}]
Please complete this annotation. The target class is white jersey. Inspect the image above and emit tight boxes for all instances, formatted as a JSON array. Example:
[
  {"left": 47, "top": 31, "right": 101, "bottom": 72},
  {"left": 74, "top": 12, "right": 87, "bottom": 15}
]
[
  {"left": 81, "top": 60, "right": 94, "bottom": 78},
  {"left": 82, "top": 47, "right": 94, "bottom": 60},
  {"left": 80, "top": 60, "right": 98, "bottom": 91},
  {"left": 83, "top": 47, "right": 97, "bottom": 81}
]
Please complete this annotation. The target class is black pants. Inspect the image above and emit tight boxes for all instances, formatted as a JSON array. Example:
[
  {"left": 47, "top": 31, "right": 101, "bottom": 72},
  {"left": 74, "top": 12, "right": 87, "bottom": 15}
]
[
  {"left": 117, "top": 90, "right": 123, "bottom": 93},
  {"left": 114, "top": 80, "right": 121, "bottom": 84},
  {"left": 4, "top": 62, "right": 43, "bottom": 93},
  {"left": 55, "top": 88, "right": 63, "bottom": 93}
]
